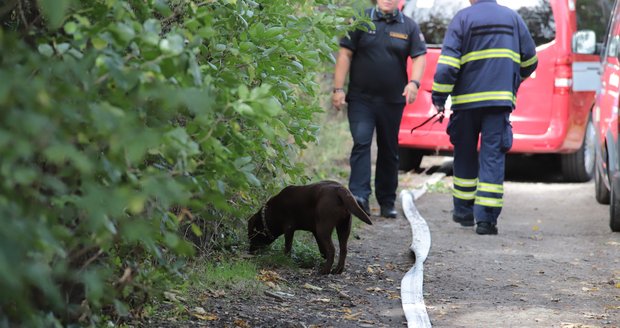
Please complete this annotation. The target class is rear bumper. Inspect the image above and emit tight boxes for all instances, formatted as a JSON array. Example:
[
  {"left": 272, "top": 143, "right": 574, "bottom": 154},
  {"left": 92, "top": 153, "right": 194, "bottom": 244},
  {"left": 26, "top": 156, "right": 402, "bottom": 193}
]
[{"left": 399, "top": 100, "right": 586, "bottom": 154}]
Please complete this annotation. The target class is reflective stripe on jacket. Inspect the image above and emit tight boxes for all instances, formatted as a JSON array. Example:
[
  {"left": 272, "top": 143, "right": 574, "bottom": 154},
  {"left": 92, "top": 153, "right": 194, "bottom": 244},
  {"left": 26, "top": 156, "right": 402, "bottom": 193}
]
[{"left": 431, "top": 0, "right": 538, "bottom": 110}]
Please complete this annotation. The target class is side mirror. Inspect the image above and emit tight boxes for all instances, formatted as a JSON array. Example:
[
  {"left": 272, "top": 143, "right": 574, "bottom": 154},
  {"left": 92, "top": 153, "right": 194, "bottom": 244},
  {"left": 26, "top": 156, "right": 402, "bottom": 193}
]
[{"left": 572, "top": 30, "right": 597, "bottom": 54}]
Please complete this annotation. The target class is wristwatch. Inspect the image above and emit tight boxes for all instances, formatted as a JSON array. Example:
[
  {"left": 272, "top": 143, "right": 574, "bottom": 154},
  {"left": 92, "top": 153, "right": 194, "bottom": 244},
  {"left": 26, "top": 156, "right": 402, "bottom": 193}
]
[
  {"left": 333, "top": 88, "right": 344, "bottom": 93},
  {"left": 409, "top": 80, "right": 420, "bottom": 88}
]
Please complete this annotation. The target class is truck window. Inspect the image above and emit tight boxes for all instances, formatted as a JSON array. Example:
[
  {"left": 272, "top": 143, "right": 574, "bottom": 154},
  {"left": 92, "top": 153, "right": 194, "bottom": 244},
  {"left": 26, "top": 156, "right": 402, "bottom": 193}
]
[
  {"left": 577, "top": 0, "right": 614, "bottom": 46},
  {"left": 402, "top": 0, "right": 555, "bottom": 47}
]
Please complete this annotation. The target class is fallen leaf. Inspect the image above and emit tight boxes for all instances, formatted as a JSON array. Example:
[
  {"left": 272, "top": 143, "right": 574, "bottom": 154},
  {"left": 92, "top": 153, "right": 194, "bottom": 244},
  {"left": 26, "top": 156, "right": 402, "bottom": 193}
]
[
  {"left": 385, "top": 263, "right": 396, "bottom": 270},
  {"left": 164, "top": 291, "right": 183, "bottom": 302},
  {"left": 257, "top": 270, "right": 283, "bottom": 283},
  {"left": 343, "top": 312, "right": 362, "bottom": 320},
  {"left": 388, "top": 292, "right": 401, "bottom": 300},
  {"left": 207, "top": 289, "right": 226, "bottom": 298},
  {"left": 193, "top": 313, "right": 218, "bottom": 321},
  {"left": 264, "top": 281, "right": 278, "bottom": 289},
  {"left": 192, "top": 307, "right": 207, "bottom": 315},
  {"left": 366, "top": 287, "right": 382, "bottom": 292},
  {"left": 234, "top": 319, "right": 250, "bottom": 328}
]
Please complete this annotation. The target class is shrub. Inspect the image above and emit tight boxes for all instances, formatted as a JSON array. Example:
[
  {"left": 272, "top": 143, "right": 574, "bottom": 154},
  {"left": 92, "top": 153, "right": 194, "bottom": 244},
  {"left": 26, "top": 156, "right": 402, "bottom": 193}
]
[{"left": 0, "top": 0, "right": 365, "bottom": 325}]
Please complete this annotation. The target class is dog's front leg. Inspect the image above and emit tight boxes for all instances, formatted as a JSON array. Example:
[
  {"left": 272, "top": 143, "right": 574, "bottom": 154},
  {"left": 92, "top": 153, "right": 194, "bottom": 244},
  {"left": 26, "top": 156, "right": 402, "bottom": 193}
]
[
  {"left": 313, "top": 232, "right": 327, "bottom": 259},
  {"left": 284, "top": 229, "right": 294, "bottom": 255}
]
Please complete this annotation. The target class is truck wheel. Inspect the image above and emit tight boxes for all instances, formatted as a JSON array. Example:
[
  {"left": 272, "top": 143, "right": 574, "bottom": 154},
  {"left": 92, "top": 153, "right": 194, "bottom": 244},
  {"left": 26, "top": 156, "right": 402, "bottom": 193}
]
[
  {"left": 609, "top": 179, "right": 620, "bottom": 232},
  {"left": 399, "top": 148, "right": 424, "bottom": 172},
  {"left": 561, "top": 116, "right": 595, "bottom": 182},
  {"left": 594, "top": 151, "right": 610, "bottom": 204}
]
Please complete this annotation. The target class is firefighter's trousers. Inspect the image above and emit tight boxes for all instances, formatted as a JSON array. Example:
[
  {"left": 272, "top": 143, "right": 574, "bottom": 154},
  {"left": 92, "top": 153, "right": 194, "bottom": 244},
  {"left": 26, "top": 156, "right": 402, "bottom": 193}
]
[{"left": 448, "top": 106, "right": 512, "bottom": 224}]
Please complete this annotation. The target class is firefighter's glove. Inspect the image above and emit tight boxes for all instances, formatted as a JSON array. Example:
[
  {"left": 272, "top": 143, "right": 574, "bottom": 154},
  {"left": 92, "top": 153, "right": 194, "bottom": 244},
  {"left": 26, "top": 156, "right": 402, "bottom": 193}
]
[{"left": 435, "top": 105, "right": 445, "bottom": 124}]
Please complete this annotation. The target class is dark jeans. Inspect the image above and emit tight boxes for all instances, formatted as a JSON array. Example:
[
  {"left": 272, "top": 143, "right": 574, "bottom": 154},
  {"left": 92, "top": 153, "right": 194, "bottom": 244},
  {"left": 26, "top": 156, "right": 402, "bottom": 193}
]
[{"left": 347, "top": 100, "right": 404, "bottom": 208}]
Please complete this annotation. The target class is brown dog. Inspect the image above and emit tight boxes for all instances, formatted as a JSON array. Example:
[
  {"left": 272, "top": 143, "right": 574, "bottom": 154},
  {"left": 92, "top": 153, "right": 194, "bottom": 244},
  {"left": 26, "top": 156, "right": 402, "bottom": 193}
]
[{"left": 248, "top": 180, "right": 372, "bottom": 274}]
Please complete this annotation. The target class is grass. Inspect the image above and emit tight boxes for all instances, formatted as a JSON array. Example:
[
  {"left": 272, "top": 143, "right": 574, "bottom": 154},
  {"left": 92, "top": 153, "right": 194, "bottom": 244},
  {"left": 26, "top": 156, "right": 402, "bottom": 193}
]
[
  {"left": 425, "top": 180, "right": 450, "bottom": 194},
  {"left": 300, "top": 110, "right": 352, "bottom": 182},
  {"left": 254, "top": 232, "right": 323, "bottom": 270}
]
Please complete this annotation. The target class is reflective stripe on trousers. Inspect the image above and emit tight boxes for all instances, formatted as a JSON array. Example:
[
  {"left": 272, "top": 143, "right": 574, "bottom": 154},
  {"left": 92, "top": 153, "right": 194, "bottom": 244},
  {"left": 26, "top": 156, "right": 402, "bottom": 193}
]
[{"left": 447, "top": 107, "right": 512, "bottom": 223}]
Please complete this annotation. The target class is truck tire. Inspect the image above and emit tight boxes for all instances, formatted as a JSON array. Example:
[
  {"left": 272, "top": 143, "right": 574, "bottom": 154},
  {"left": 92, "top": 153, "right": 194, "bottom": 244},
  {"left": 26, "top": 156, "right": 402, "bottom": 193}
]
[
  {"left": 594, "top": 152, "right": 610, "bottom": 204},
  {"left": 398, "top": 147, "right": 424, "bottom": 172},
  {"left": 609, "top": 179, "right": 620, "bottom": 232},
  {"left": 561, "top": 116, "right": 595, "bottom": 182}
]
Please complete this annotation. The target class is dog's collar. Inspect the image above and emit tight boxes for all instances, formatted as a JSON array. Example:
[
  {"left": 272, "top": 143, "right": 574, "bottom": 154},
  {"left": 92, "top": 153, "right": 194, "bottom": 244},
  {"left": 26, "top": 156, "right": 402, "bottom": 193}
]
[{"left": 260, "top": 205, "right": 274, "bottom": 240}]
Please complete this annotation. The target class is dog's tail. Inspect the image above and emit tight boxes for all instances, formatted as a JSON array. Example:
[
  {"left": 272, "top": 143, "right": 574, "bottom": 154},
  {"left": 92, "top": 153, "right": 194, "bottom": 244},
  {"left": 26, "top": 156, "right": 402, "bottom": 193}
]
[{"left": 337, "top": 186, "right": 373, "bottom": 225}]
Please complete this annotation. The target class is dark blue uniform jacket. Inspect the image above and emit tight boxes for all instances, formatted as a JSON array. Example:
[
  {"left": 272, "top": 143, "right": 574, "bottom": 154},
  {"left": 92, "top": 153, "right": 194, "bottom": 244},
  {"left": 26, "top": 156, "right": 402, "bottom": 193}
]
[{"left": 431, "top": 0, "right": 538, "bottom": 110}]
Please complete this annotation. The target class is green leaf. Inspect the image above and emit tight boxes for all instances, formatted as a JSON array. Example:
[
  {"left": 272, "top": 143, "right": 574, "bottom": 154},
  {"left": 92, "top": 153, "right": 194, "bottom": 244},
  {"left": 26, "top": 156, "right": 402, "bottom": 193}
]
[
  {"left": 114, "top": 22, "right": 136, "bottom": 43},
  {"left": 38, "top": 44, "right": 54, "bottom": 57},
  {"left": 56, "top": 43, "right": 70, "bottom": 55},
  {"left": 114, "top": 300, "right": 130, "bottom": 317},
  {"left": 191, "top": 224, "right": 202, "bottom": 237},
  {"left": 91, "top": 37, "right": 108, "bottom": 50},
  {"left": 234, "top": 156, "right": 252, "bottom": 168},
  {"left": 64, "top": 21, "right": 77, "bottom": 34},
  {"left": 83, "top": 270, "right": 104, "bottom": 306},
  {"left": 154, "top": 0, "right": 173, "bottom": 17},
  {"left": 38, "top": 0, "right": 71, "bottom": 29},
  {"left": 234, "top": 103, "right": 254, "bottom": 116},
  {"left": 159, "top": 34, "right": 184, "bottom": 56},
  {"left": 142, "top": 19, "right": 161, "bottom": 46}
]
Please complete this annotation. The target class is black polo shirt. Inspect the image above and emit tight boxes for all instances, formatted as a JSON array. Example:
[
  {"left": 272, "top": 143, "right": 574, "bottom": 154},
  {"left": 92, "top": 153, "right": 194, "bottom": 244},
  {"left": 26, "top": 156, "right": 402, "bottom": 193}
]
[{"left": 340, "top": 8, "right": 427, "bottom": 104}]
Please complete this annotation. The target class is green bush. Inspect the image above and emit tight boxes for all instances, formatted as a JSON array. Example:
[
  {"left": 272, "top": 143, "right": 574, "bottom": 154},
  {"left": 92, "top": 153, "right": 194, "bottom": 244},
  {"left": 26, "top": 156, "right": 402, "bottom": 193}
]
[{"left": 0, "top": 0, "right": 366, "bottom": 325}]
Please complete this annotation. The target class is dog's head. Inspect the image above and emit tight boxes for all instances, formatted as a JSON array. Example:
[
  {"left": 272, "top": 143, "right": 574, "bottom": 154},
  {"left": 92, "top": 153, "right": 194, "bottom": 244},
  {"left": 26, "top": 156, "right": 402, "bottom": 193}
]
[{"left": 247, "top": 209, "right": 275, "bottom": 253}]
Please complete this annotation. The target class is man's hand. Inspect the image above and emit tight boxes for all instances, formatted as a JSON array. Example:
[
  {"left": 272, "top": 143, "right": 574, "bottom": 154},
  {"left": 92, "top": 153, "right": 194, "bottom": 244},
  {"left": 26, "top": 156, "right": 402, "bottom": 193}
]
[
  {"left": 434, "top": 103, "right": 445, "bottom": 114},
  {"left": 332, "top": 89, "right": 346, "bottom": 111},
  {"left": 402, "top": 82, "right": 419, "bottom": 104}
]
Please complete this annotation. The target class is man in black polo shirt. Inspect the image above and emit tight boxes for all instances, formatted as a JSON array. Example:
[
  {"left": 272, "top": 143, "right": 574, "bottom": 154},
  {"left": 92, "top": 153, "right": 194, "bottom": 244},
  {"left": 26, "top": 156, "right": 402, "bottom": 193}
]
[{"left": 332, "top": 0, "right": 426, "bottom": 218}]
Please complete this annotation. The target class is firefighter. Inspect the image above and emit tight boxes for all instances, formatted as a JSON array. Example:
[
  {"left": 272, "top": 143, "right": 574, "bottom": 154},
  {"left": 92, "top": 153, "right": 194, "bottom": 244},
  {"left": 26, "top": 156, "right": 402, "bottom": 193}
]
[{"left": 431, "top": 0, "right": 538, "bottom": 234}]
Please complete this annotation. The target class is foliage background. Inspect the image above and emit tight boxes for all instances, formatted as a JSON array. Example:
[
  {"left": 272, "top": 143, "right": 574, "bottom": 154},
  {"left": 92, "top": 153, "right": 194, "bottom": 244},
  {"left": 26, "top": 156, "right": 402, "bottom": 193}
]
[{"left": 0, "top": 0, "right": 370, "bottom": 325}]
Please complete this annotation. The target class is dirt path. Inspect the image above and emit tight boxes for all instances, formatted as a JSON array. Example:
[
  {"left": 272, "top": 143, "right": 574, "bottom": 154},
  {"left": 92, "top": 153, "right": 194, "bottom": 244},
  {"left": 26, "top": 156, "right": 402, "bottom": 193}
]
[
  {"left": 417, "top": 179, "right": 619, "bottom": 327},
  {"left": 159, "top": 156, "right": 620, "bottom": 328}
]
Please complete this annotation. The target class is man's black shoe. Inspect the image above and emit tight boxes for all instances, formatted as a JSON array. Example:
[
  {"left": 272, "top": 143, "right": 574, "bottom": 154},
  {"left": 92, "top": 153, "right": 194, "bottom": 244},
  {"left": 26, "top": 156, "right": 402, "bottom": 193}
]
[
  {"left": 380, "top": 206, "right": 397, "bottom": 218},
  {"left": 452, "top": 213, "right": 474, "bottom": 227},
  {"left": 354, "top": 196, "right": 370, "bottom": 216},
  {"left": 476, "top": 222, "right": 498, "bottom": 235}
]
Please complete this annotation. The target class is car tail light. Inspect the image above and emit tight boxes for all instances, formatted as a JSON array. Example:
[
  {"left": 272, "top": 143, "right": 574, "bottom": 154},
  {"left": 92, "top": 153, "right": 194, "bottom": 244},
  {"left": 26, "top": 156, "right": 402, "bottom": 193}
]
[{"left": 554, "top": 56, "right": 573, "bottom": 95}]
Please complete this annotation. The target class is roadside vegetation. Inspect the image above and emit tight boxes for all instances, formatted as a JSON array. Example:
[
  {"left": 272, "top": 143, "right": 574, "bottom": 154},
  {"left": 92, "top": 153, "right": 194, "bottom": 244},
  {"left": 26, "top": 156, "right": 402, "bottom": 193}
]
[{"left": 0, "top": 0, "right": 364, "bottom": 326}]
